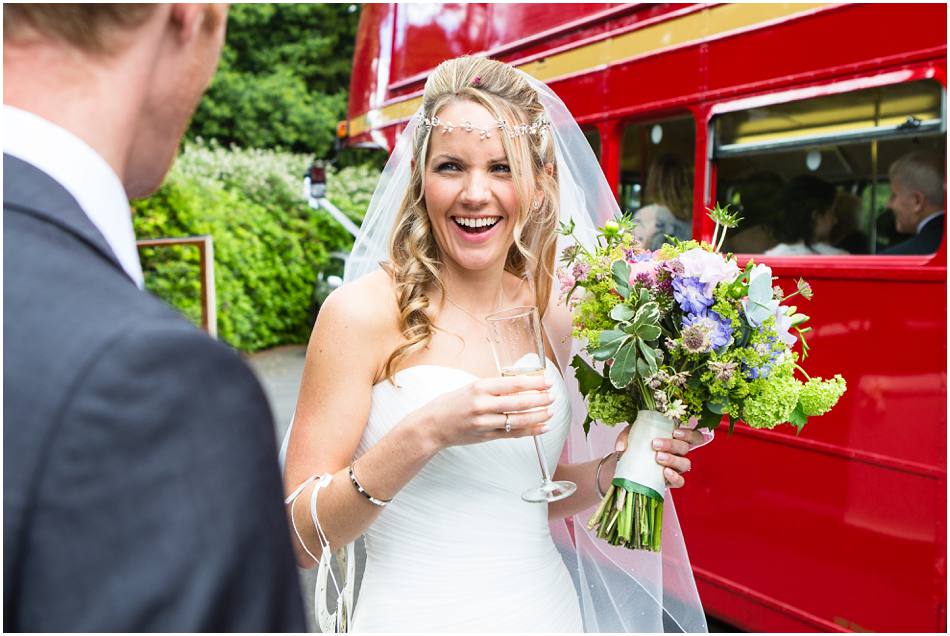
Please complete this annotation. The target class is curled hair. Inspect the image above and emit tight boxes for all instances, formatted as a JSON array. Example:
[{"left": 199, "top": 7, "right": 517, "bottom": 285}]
[{"left": 383, "top": 56, "right": 559, "bottom": 381}]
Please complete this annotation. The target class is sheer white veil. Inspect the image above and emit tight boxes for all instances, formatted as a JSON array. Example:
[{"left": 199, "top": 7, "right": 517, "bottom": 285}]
[{"left": 285, "top": 66, "right": 707, "bottom": 633}]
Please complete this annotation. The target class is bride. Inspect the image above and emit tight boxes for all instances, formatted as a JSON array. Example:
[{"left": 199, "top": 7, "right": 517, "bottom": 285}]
[{"left": 283, "top": 56, "right": 707, "bottom": 632}]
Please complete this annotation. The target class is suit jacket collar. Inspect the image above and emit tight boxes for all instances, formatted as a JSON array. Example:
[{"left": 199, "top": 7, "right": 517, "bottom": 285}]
[{"left": 4, "top": 154, "right": 135, "bottom": 287}]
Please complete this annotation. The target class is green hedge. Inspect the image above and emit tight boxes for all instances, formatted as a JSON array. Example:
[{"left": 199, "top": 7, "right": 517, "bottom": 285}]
[{"left": 132, "top": 141, "right": 379, "bottom": 352}]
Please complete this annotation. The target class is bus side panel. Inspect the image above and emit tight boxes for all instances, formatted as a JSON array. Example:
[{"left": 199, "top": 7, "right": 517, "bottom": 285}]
[{"left": 677, "top": 273, "right": 947, "bottom": 632}]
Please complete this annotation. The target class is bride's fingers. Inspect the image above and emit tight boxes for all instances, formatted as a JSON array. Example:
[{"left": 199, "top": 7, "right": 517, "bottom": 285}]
[
  {"left": 477, "top": 375, "right": 551, "bottom": 396},
  {"left": 480, "top": 409, "right": 551, "bottom": 435},
  {"left": 664, "top": 467, "right": 686, "bottom": 488},
  {"left": 491, "top": 391, "right": 554, "bottom": 414},
  {"left": 655, "top": 451, "right": 691, "bottom": 474}
]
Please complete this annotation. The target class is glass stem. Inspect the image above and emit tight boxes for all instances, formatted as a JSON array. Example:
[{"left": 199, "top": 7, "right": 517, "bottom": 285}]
[{"left": 533, "top": 436, "right": 553, "bottom": 483}]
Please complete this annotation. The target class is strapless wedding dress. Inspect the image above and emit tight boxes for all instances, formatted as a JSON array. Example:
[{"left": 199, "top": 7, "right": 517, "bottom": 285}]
[{"left": 351, "top": 359, "right": 583, "bottom": 632}]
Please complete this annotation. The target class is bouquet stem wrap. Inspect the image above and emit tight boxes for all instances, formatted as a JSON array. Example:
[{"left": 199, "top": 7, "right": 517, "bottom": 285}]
[{"left": 588, "top": 410, "right": 674, "bottom": 551}]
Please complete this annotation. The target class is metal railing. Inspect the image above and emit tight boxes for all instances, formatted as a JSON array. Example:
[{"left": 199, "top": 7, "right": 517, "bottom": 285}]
[{"left": 136, "top": 235, "right": 217, "bottom": 338}]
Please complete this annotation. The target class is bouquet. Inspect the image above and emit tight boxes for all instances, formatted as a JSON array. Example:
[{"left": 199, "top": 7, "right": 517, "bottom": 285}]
[{"left": 558, "top": 205, "right": 847, "bottom": 551}]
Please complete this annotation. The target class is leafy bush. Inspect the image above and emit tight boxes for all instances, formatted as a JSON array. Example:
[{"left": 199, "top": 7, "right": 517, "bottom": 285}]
[{"left": 132, "top": 141, "right": 372, "bottom": 351}]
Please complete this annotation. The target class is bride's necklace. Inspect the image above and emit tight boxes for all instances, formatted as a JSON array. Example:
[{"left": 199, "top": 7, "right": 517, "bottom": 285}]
[{"left": 443, "top": 285, "right": 504, "bottom": 326}]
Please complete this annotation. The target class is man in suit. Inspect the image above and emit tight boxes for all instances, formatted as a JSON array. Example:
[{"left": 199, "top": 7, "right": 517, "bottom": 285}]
[
  {"left": 881, "top": 150, "right": 946, "bottom": 255},
  {"left": 4, "top": 5, "right": 306, "bottom": 631}
]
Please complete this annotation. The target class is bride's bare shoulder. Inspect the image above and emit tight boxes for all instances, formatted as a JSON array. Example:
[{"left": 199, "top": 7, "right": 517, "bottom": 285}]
[{"left": 315, "top": 269, "right": 400, "bottom": 338}]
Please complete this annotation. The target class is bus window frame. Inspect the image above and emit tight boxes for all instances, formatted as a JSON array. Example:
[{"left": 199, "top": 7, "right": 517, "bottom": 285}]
[{"left": 702, "top": 64, "right": 947, "bottom": 276}]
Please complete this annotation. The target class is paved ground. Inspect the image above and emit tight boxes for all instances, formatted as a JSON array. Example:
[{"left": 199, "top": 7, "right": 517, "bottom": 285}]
[
  {"left": 246, "top": 344, "right": 319, "bottom": 631},
  {"left": 246, "top": 343, "right": 737, "bottom": 633}
]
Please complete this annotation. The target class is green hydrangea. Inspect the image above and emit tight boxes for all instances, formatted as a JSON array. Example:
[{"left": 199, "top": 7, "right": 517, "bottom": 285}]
[
  {"left": 799, "top": 375, "right": 847, "bottom": 416},
  {"left": 741, "top": 374, "right": 801, "bottom": 429},
  {"left": 588, "top": 389, "right": 637, "bottom": 426}
]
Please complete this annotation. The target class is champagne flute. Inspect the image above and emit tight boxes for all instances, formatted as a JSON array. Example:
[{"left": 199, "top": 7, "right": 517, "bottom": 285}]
[{"left": 485, "top": 305, "right": 576, "bottom": 503}]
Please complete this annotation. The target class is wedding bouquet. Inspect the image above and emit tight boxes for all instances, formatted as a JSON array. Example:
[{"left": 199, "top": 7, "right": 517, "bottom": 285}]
[{"left": 558, "top": 205, "right": 846, "bottom": 552}]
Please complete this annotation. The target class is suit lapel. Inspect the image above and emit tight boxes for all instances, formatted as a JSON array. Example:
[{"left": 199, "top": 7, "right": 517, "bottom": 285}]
[{"left": 3, "top": 153, "right": 133, "bottom": 284}]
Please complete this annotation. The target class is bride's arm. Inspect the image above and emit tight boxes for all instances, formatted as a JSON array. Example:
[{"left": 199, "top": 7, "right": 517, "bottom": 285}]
[{"left": 283, "top": 278, "right": 437, "bottom": 567}]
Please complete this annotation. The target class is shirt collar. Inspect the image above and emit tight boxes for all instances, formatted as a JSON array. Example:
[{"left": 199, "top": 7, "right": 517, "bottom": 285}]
[
  {"left": 3, "top": 105, "right": 144, "bottom": 288},
  {"left": 917, "top": 211, "right": 945, "bottom": 235}
]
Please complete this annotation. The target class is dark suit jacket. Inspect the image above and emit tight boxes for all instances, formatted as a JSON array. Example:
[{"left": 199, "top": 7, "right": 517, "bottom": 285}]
[
  {"left": 880, "top": 213, "right": 945, "bottom": 255},
  {"left": 3, "top": 155, "right": 306, "bottom": 631}
]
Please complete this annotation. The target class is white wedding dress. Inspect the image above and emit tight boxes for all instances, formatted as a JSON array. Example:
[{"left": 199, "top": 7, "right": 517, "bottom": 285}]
[{"left": 351, "top": 358, "right": 583, "bottom": 632}]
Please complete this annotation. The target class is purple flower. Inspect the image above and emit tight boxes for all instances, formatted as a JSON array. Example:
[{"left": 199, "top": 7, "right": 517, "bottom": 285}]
[
  {"left": 571, "top": 261, "right": 591, "bottom": 282},
  {"left": 672, "top": 276, "right": 714, "bottom": 315},
  {"left": 681, "top": 311, "right": 733, "bottom": 353}
]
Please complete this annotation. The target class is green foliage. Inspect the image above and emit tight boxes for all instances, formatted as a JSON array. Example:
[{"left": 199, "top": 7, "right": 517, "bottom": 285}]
[
  {"left": 188, "top": 3, "right": 360, "bottom": 155},
  {"left": 132, "top": 141, "right": 365, "bottom": 352}
]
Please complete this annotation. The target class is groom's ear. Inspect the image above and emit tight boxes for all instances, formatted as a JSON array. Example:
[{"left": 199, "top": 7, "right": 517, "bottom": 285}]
[{"left": 168, "top": 4, "right": 225, "bottom": 45}]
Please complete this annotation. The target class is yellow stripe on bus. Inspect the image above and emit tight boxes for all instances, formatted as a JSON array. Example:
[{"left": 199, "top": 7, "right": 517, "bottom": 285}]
[{"left": 349, "top": 3, "right": 829, "bottom": 137}]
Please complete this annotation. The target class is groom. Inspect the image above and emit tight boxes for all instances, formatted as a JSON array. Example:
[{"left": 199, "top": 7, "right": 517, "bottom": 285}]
[{"left": 4, "top": 5, "right": 305, "bottom": 631}]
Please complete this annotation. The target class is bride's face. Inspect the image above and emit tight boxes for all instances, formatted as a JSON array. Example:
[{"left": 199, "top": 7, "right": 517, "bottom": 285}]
[{"left": 423, "top": 100, "right": 522, "bottom": 274}]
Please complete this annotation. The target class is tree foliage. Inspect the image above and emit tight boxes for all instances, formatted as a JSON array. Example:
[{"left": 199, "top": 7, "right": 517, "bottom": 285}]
[{"left": 188, "top": 3, "right": 360, "bottom": 155}]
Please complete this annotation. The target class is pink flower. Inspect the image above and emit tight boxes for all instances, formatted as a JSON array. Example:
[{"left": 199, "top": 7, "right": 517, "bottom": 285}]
[
  {"left": 628, "top": 260, "right": 658, "bottom": 287},
  {"left": 558, "top": 269, "right": 576, "bottom": 295}
]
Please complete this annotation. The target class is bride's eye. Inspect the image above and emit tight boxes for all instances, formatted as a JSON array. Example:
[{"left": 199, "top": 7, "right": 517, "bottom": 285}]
[
  {"left": 491, "top": 163, "right": 511, "bottom": 174},
  {"left": 435, "top": 162, "right": 461, "bottom": 172}
]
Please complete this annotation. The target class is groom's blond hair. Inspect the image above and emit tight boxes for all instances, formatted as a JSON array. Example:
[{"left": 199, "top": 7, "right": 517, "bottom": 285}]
[
  {"left": 3, "top": 4, "right": 158, "bottom": 56},
  {"left": 383, "top": 56, "right": 560, "bottom": 382}
]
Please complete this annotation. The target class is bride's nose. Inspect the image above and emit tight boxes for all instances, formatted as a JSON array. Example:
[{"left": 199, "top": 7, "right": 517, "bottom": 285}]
[{"left": 459, "top": 170, "right": 491, "bottom": 207}]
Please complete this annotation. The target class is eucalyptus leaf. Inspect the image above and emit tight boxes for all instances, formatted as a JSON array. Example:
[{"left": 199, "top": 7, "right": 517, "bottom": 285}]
[
  {"left": 699, "top": 407, "right": 722, "bottom": 430},
  {"left": 608, "top": 340, "right": 638, "bottom": 388},
  {"left": 636, "top": 357, "right": 652, "bottom": 379},
  {"left": 636, "top": 323, "right": 661, "bottom": 341},
  {"left": 633, "top": 301, "right": 660, "bottom": 327},
  {"left": 637, "top": 339, "right": 659, "bottom": 376},
  {"left": 610, "top": 304, "right": 635, "bottom": 322},
  {"left": 611, "top": 260, "right": 631, "bottom": 300},
  {"left": 592, "top": 330, "right": 629, "bottom": 361},
  {"left": 706, "top": 397, "right": 729, "bottom": 415},
  {"left": 571, "top": 355, "right": 604, "bottom": 396}
]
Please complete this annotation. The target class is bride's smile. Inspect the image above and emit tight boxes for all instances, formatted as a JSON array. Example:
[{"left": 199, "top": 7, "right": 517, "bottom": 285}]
[{"left": 424, "top": 100, "right": 520, "bottom": 272}]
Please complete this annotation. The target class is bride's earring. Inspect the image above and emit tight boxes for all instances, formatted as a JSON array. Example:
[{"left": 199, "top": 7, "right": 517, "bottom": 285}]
[{"left": 531, "top": 199, "right": 542, "bottom": 211}]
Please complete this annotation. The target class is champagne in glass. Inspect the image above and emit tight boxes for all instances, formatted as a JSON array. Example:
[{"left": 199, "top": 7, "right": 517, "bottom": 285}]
[{"left": 486, "top": 306, "right": 576, "bottom": 503}]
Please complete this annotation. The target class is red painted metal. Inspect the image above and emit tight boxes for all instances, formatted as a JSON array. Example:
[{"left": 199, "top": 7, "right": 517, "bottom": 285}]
[{"left": 343, "top": 3, "right": 948, "bottom": 632}]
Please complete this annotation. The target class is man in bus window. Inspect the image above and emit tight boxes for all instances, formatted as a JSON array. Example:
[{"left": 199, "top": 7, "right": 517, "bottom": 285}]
[{"left": 881, "top": 150, "right": 946, "bottom": 255}]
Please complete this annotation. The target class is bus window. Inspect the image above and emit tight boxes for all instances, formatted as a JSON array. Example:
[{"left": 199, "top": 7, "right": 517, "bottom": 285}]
[
  {"left": 713, "top": 79, "right": 946, "bottom": 256},
  {"left": 583, "top": 127, "right": 601, "bottom": 161},
  {"left": 618, "top": 116, "right": 696, "bottom": 250}
]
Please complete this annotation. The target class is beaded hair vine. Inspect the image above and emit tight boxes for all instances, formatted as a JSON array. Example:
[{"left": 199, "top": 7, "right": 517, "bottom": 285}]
[{"left": 417, "top": 113, "right": 550, "bottom": 141}]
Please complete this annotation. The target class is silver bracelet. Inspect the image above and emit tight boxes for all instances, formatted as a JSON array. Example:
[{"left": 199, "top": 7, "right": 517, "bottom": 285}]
[
  {"left": 348, "top": 463, "right": 392, "bottom": 507},
  {"left": 595, "top": 452, "right": 620, "bottom": 498}
]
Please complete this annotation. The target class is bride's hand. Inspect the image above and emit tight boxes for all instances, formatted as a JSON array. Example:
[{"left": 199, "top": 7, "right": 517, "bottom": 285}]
[
  {"left": 416, "top": 375, "right": 554, "bottom": 449},
  {"left": 653, "top": 427, "right": 705, "bottom": 488}
]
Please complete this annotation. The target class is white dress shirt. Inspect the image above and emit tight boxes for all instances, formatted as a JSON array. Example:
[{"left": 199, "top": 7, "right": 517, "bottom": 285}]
[{"left": 3, "top": 105, "right": 144, "bottom": 288}]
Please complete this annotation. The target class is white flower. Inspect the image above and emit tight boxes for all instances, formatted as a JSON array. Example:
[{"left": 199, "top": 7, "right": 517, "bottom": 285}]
[
  {"left": 678, "top": 248, "right": 741, "bottom": 293},
  {"left": 741, "top": 264, "right": 779, "bottom": 328},
  {"left": 773, "top": 306, "right": 797, "bottom": 347},
  {"left": 665, "top": 399, "right": 687, "bottom": 421}
]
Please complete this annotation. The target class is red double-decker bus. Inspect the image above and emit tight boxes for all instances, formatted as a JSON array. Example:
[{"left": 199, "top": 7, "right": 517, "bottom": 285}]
[{"left": 339, "top": 4, "right": 947, "bottom": 632}]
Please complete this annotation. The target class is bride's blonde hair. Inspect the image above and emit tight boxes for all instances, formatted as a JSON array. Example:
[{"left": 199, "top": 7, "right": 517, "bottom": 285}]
[{"left": 382, "top": 56, "right": 559, "bottom": 381}]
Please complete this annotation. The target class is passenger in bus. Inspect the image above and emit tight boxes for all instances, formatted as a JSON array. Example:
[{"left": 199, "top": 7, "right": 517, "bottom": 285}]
[
  {"left": 721, "top": 171, "right": 783, "bottom": 254},
  {"left": 880, "top": 150, "right": 945, "bottom": 255},
  {"left": 632, "top": 154, "right": 693, "bottom": 250},
  {"left": 829, "top": 190, "right": 870, "bottom": 254},
  {"left": 765, "top": 175, "right": 847, "bottom": 256}
]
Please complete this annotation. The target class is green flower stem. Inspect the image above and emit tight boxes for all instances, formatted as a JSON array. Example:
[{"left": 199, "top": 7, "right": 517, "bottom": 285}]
[{"left": 794, "top": 363, "right": 811, "bottom": 380}]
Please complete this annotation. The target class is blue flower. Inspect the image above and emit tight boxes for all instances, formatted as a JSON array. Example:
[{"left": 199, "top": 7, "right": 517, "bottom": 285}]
[
  {"left": 681, "top": 311, "right": 733, "bottom": 353},
  {"left": 672, "top": 276, "right": 713, "bottom": 315}
]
